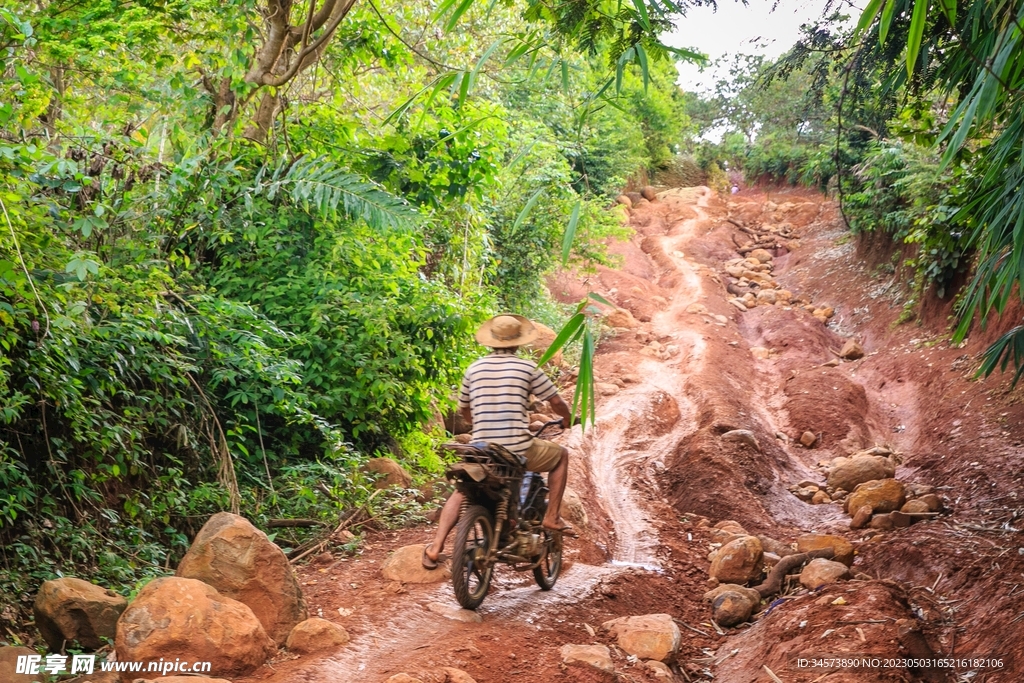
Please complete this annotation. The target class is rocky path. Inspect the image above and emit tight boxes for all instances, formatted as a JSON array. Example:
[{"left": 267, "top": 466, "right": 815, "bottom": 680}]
[{"left": 238, "top": 185, "right": 1024, "bottom": 683}]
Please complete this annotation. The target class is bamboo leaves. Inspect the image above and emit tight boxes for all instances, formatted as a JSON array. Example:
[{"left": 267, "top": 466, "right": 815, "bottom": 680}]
[{"left": 536, "top": 294, "right": 607, "bottom": 430}]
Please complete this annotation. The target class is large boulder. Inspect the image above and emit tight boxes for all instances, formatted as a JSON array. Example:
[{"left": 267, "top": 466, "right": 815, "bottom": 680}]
[
  {"left": 559, "top": 486, "right": 588, "bottom": 527},
  {"left": 827, "top": 451, "right": 896, "bottom": 492},
  {"left": 605, "top": 308, "right": 638, "bottom": 329},
  {"left": 0, "top": 645, "right": 40, "bottom": 683},
  {"left": 365, "top": 457, "right": 413, "bottom": 489},
  {"left": 709, "top": 536, "right": 763, "bottom": 584},
  {"left": 33, "top": 577, "right": 127, "bottom": 650},
  {"left": 381, "top": 544, "right": 451, "bottom": 583},
  {"left": 560, "top": 644, "right": 614, "bottom": 673},
  {"left": 115, "top": 577, "right": 275, "bottom": 681},
  {"left": 602, "top": 614, "right": 680, "bottom": 662},
  {"left": 176, "top": 512, "right": 307, "bottom": 645},
  {"left": 799, "top": 559, "right": 852, "bottom": 590},
  {"left": 795, "top": 534, "right": 855, "bottom": 566},
  {"left": 846, "top": 479, "right": 907, "bottom": 515},
  {"left": 286, "top": 617, "right": 349, "bottom": 654}
]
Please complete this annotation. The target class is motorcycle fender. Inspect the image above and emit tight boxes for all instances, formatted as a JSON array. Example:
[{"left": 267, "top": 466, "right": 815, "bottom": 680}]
[{"left": 448, "top": 463, "right": 487, "bottom": 482}]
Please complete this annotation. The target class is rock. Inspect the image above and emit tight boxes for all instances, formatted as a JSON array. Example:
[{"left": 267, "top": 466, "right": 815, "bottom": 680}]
[
  {"left": 0, "top": 645, "right": 39, "bottom": 683},
  {"left": 365, "top": 457, "right": 413, "bottom": 489},
  {"left": 454, "top": 433, "right": 472, "bottom": 444},
  {"left": 890, "top": 510, "right": 914, "bottom": 528},
  {"left": 560, "top": 644, "right": 614, "bottom": 673},
  {"left": 645, "top": 660, "right": 674, "bottom": 678},
  {"left": 793, "top": 487, "right": 818, "bottom": 502},
  {"left": 176, "top": 512, "right": 307, "bottom": 646},
  {"left": 751, "top": 346, "right": 771, "bottom": 359},
  {"left": 529, "top": 420, "right": 545, "bottom": 431},
  {"left": 795, "top": 479, "right": 820, "bottom": 489},
  {"left": 869, "top": 514, "right": 894, "bottom": 530},
  {"left": 796, "top": 534, "right": 854, "bottom": 566},
  {"left": 427, "top": 601, "right": 483, "bottom": 623},
  {"left": 799, "top": 431, "right": 818, "bottom": 447},
  {"left": 709, "top": 536, "right": 763, "bottom": 584},
  {"left": 813, "top": 310, "right": 829, "bottom": 323},
  {"left": 595, "top": 382, "right": 619, "bottom": 396},
  {"left": 729, "top": 298, "right": 748, "bottom": 311},
  {"left": 381, "top": 545, "right": 451, "bottom": 583},
  {"left": 602, "top": 613, "right": 680, "bottom": 661},
  {"left": 756, "top": 289, "right": 777, "bottom": 305},
  {"left": 285, "top": 617, "right": 349, "bottom": 654},
  {"left": 821, "top": 306, "right": 835, "bottom": 318},
  {"left": 750, "top": 248, "right": 773, "bottom": 263},
  {"left": 839, "top": 339, "right": 865, "bottom": 360},
  {"left": 827, "top": 454, "right": 894, "bottom": 492},
  {"left": 900, "top": 499, "right": 932, "bottom": 514},
  {"left": 385, "top": 675, "right": 424, "bottom": 683},
  {"left": 685, "top": 303, "right": 708, "bottom": 315},
  {"left": 847, "top": 479, "right": 906, "bottom": 515},
  {"left": 641, "top": 186, "right": 658, "bottom": 201},
  {"left": 776, "top": 289, "right": 793, "bottom": 302},
  {"left": 605, "top": 308, "right": 638, "bottom": 329},
  {"left": 918, "top": 493, "right": 942, "bottom": 512},
  {"left": 441, "top": 668, "right": 478, "bottom": 683},
  {"left": 811, "top": 490, "right": 831, "bottom": 504},
  {"left": 757, "top": 536, "right": 795, "bottom": 558},
  {"left": 832, "top": 489, "right": 848, "bottom": 501},
  {"left": 703, "top": 583, "right": 761, "bottom": 605},
  {"left": 525, "top": 321, "right": 562, "bottom": 366},
  {"left": 115, "top": 577, "right": 275, "bottom": 680},
  {"left": 33, "top": 577, "right": 127, "bottom": 650},
  {"left": 615, "top": 194, "right": 632, "bottom": 208},
  {"left": 906, "top": 482, "right": 936, "bottom": 498},
  {"left": 720, "top": 429, "right": 760, "bottom": 451},
  {"left": 850, "top": 505, "right": 873, "bottom": 529},
  {"left": 712, "top": 590, "right": 757, "bottom": 627},
  {"left": 560, "top": 486, "right": 588, "bottom": 527},
  {"left": 799, "top": 558, "right": 852, "bottom": 589}
]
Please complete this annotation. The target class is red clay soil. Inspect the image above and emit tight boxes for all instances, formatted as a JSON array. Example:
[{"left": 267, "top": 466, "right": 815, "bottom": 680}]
[{"left": 237, "top": 186, "right": 1024, "bottom": 683}]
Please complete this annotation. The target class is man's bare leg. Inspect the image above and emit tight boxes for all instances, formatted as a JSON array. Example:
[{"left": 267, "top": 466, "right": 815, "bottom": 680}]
[
  {"left": 541, "top": 448, "right": 569, "bottom": 530},
  {"left": 425, "top": 491, "right": 463, "bottom": 564}
]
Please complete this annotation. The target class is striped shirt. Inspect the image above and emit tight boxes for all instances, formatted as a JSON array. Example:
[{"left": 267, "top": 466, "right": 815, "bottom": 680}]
[{"left": 458, "top": 348, "right": 559, "bottom": 455}]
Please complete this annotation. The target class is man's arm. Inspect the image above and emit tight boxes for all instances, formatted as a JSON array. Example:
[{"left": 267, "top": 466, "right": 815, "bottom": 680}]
[{"left": 548, "top": 394, "right": 572, "bottom": 428}]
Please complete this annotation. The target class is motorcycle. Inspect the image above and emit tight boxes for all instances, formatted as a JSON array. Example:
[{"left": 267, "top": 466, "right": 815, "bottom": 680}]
[{"left": 442, "top": 420, "right": 565, "bottom": 610}]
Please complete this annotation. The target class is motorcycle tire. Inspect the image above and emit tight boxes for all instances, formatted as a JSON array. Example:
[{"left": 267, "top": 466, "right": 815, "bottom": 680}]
[
  {"left": 452, "top": 504, "right": 495, "bottom": 610},
  {"left": 532, "top": 529, "right": 562, "bottom": 590}
]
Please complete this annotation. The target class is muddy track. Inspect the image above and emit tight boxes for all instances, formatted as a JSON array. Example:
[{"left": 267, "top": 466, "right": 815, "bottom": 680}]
[{"left": 241, "top": 185, "right": 1024, "bottom": 683}]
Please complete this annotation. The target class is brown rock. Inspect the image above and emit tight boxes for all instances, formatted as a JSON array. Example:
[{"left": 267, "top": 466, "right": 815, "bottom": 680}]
[
  {"left": 757, "top": 536, "right": 795, "bottom": 557},
  {"left": 176, "top": 512, "right": 307, "bottom": 646},
  {"left": 365, "top": 457, "right": 412, "bottom": 489},
  {"left": 800, "top": 431, "right": 817, "bottom": 447},
  {"left": 821, "top": 306, "right": 835, "bottom": 318},
  {"left": 0, "top": 645, "right": 40, "bottom": 683},
  {"left": 286, "top": 617, "right": 349, "bottom": 654},
  {"left": 793, "top": 486, "right": 818, "bottom": 502},
  {"left": 615, "top": 194, "right": 632, "bottom": 209},
  {"left": 869, "top": 514, "right": 895, "bottom": 530},
  {"left": 712, "top": 590, "right": 757, "bottom": 627},
  {"left": 703, "top": 583, "right": 761, "bottom": 605},
  {"left": 595, "top": 382, "right": 619, "bottom": 396},
  {"left": 799, "top": 558, "right": 851, "bottom": 589},
  {"left": 850, "top": 505, "right": 873, "bottom": 530},
  {"left": 796, "top": 534, "right": 854, "bottom": 566},
  {"left": 605, "top": 308, "right": 638, "bottom": 329},
  {"left": 839, "top": 339, "right": 865, "bottom": 360},
  {"left": 749, "top": 248, "right": 773, "bottom": 263},
  {"left": 381, "top": 544, "right": 451, "bottom": 583},
  {"left": 918, "top": 493, "right": 942, "bottom": 512},
  {"left": 644, "top": 660, "right": 674, "bottom": 678},
  {"left": 906, "top": 482, "right": 936, "bottom": 498},
  {"left": 602, "top": 613, "right": 680, "bottom": 661},
  {"left": 890, "top": 510, "right": 913, "bottom": 528},
  {"left": 560, "top": 486, "right": 588, "bottom": 527},
  {"left": 560, "top": 643, "right": 614, "bottom": 672},
  {"left": 720, "top": 429, "right": 760, "bottom": 451},
  {"left": 901, "top": 499, "right": 932, "bottom": 514},
  {"left": 709, "top": 536, "right": 763, "bottom": 584},
  {"left": 115, "top": 577, "right": 275, "bottom": 681},
  {"left": 525, "top": 322, "right": 562, "bottom": 366},
  {"left": 33, "top": 577, "right": 127, "bottom": 650},
  {"left": 811, "top": 490, "right": 831, "bottom": 505},
  {"left": 847, "top": 479, "right": 906, "bottom": 515},
  {"left": 441, "top": 668, "right": 478, "bottom": 683},
  {"left": 827, "top": 453, "right": 896, "bottom": 492},
  {"left": 641, "top": 186, "right": 658, "bottom": 201}
]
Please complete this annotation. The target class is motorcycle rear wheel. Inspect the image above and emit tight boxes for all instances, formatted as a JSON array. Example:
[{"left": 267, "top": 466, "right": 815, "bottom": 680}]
[
  {"left": 532, "top": 530, "right": 562, "bottom": 590},
  {"left": 452, "top": 504, "right": 495, "bottom": 610}
]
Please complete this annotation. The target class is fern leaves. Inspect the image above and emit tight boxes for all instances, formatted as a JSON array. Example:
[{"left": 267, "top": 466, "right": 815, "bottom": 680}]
[{"left": 252, "top": 157, "right": 420, "bottom": 232}]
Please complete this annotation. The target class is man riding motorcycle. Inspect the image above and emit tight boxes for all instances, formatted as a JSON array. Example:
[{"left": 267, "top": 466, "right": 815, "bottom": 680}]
[{"left": 422, "top": 314, "right": 574, "bottom": 570}]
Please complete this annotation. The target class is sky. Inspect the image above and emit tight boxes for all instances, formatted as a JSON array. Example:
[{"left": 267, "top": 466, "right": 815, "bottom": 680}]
[{"left": 664, "top": 0, "right": 853, "bottom": 93}]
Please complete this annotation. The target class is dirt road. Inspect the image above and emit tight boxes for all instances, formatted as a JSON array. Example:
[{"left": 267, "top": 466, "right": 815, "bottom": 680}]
[{"left": 240, "top": 186, "right": 1024, "bottom": 683}]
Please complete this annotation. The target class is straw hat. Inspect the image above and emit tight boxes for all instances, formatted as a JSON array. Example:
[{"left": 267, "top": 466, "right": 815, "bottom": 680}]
[{"left": 475, "top": 314, "right": 539, "bottom": 348}]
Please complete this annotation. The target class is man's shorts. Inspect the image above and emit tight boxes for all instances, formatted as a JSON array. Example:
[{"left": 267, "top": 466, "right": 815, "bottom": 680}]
[{"left": 523, "top": 438, "right": 564, "bottom": 472}]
